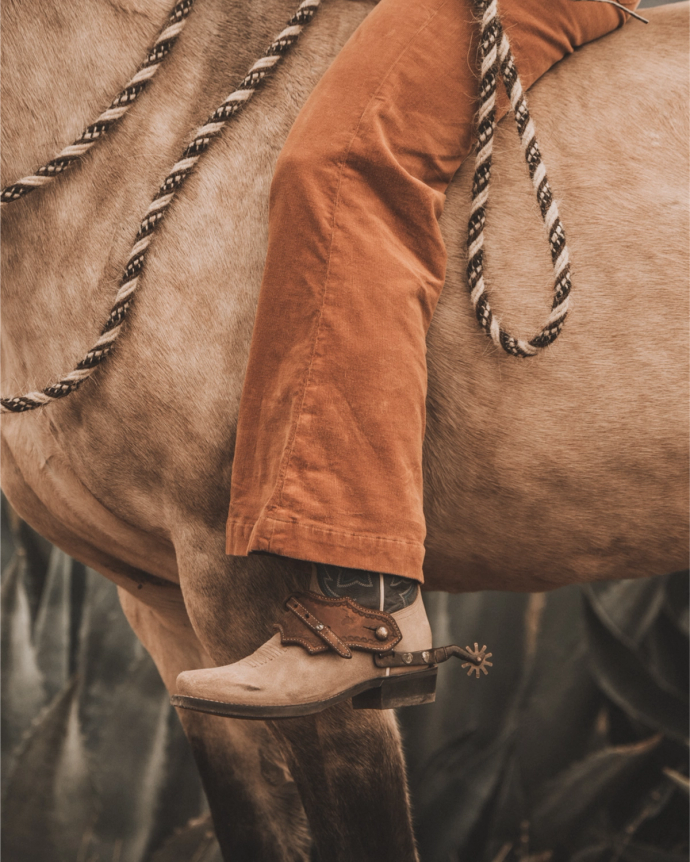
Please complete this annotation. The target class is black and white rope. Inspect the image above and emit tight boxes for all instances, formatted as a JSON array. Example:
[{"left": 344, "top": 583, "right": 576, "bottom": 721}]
[
  {"left": 1, "top": 0, "right": 321, "bottom": 413},
  {"left": 0, "top": 0, "right": 195, "bottom": 205},
  {"left": 467, "top": 0, "right": 572, "bottom": 357}
]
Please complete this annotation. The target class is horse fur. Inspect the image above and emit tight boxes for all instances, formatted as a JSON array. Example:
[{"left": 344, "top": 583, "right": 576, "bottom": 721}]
[{"left": 2, "top": 0, "right": 688, "bottom": 858}]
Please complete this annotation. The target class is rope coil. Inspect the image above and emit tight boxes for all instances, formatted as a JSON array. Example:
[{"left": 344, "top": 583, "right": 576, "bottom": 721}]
[
  {"left": 467, "top": 0, "right": 572, "bottom": 357},
  {"left": 1, "top": 0, "right": 195, "bottom": 205},
  {"left": 1, "top": 0, "right": 322, "bottom": 413}
]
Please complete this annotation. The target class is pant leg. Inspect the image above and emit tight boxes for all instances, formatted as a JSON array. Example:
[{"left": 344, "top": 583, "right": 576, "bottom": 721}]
[{"left": 226, "top": 0, "right": 639, "bottom": 581}]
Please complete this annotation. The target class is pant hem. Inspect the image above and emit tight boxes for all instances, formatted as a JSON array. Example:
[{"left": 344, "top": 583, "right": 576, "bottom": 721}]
[{"left": 226, "top": 516, "right": 425, "bottom": 583}]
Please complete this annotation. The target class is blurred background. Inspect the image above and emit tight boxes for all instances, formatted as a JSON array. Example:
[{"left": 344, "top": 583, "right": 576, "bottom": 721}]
[{"left": 2, "top": 1, "right": 686, "bottom": 859}]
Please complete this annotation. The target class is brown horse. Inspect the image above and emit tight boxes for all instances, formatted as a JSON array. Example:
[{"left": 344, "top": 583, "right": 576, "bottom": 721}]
[{"left": 2, "top": 0, "right": 688, "bottom": 857}]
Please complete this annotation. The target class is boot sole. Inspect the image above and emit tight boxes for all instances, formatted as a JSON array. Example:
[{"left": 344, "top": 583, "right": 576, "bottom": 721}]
[{"left": 170, "top": 667, "right": 437, "bottom": 719}]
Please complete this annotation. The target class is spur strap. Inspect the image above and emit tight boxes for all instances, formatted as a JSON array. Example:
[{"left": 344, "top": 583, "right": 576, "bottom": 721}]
[
  {"left": 283, "top": 596, "right": 352, "bottom": 658},
  {"left": 274, "top": 592, "right": 402, "bottom": 658}
]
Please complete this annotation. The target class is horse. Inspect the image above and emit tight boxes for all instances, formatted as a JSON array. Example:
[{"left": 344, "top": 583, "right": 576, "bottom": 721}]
[{"left": 2, "top": 0, "right": 687, "bottom": 857}]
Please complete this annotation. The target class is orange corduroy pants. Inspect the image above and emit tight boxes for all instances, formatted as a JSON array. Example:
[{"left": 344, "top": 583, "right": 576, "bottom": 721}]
[{"left": 226, "top": 0, "right": 639, "bottom": 583}]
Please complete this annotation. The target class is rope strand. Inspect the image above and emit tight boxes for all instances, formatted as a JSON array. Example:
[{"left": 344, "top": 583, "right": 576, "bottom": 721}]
[
  {"left": 467, "top": 0, "right": 572, "bottom": 357},
  {"left": 1, "top": 0, "right": 195, "bottom": 206},
  {"left": 1, "top": 0, "right": 322, "bottom": 413}
]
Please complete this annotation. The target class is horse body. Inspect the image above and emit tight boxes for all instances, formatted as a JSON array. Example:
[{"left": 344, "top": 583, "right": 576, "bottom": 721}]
[
  {"left": 2, "top": 0, "right": 688, "bottom": 857},
  {"left": 424, "top": 16, "right": 689, "bottom": 591}
]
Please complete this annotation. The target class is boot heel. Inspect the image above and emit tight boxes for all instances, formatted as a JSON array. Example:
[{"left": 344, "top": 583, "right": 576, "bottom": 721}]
[{"left": 352, "top": 668, "right": 437, "bottom": 710}]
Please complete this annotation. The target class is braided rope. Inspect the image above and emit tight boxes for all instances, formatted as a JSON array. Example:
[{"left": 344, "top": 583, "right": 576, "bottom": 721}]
[
  {"left": 1, "top": 0, "right": 322, "bottom": 413},
  {"left": 467, "top": 0, "right": 572, "bottom": 357},
  {"left": 1, "top": 0, "right": 195, "bottom": 205}
]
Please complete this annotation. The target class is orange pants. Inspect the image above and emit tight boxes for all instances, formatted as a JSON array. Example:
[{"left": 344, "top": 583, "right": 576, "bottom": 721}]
[{"left": 226, "top": 0, "right": 638, "bottom": 582}]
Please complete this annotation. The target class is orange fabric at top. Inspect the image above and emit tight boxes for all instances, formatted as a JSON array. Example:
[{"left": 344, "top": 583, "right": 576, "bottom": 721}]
[{"left": 226, "top": 0, "right": 640, "bottom": 581}]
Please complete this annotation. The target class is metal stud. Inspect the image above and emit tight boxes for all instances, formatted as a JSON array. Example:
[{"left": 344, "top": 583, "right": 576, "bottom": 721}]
[
  {"left": 375, "top": 626, "right": 389, "bottom": 641},
  {"left": 402, "top": 652, "right": 413, "bottom": 664}
]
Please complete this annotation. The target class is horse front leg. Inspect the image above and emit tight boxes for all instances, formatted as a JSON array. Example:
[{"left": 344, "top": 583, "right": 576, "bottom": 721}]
[
  {"left": 271, "top": 706, "right": 419, "bottom": 862},
  {"left": 174, "top": 535, "right": 420, "bottom": 862},
  {"left": 118, "top": 583, "right": 311, "bottom": 861}
]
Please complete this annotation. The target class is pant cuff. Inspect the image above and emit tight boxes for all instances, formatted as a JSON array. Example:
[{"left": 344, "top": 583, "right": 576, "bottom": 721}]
[{"left": 226, "top": 516, "right": 425, "bottom": 583}]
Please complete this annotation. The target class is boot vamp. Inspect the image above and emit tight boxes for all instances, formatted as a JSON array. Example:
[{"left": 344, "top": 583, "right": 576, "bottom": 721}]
[{"left": 177, "top": 634, "right": 385, "bottom": 706}]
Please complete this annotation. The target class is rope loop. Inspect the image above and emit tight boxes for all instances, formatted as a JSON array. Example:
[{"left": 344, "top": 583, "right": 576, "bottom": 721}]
[
  {"left": 1, "top": 0, "right": 322, "bottom": 413},
  {"left": 467, "top": 0, "right": 572, "bottom": 357}
]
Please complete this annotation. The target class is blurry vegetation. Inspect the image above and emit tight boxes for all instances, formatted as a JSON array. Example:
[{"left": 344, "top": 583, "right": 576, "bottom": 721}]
[
  {"left": 2, "top": 497, "right": 687, "bottom": 861},
  {"left": 399, "top": 579, "right": 689, "bottom": 862},
  {"left": 1, "top": 499, "right": 221, "bottom": 862}
]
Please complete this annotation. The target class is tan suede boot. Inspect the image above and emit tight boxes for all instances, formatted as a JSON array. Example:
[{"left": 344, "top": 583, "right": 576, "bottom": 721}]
[{"left": 172, "top": 582, "right": 437, "bottom": 719}]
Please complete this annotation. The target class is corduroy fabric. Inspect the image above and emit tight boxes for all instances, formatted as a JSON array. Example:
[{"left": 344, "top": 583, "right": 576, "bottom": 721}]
[{"left": 226, "top": 0, "right": 639, "bottom": 582}]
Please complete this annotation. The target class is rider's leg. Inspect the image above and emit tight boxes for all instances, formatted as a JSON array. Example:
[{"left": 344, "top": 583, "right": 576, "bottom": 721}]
[
  {"left": 226, "top": 0, "right": 639, "bottom": 583},
  {"left": 176, "top": 0, "right": 640, "bottom": 716}
]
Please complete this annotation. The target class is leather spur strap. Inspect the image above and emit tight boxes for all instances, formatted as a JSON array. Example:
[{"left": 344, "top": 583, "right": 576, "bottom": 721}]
[{"left": 274, "top": 592, "right": 402, "bottom": 658}]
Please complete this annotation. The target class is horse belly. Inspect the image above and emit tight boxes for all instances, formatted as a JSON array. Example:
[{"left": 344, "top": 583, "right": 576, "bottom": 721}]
[{"left": 1, "top": 422, "right": 180, "bottom": 598}]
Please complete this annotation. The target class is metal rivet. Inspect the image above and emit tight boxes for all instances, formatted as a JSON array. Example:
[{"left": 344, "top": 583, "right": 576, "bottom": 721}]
[
  {"left": 315, "top": 624, "right": 324, "bottom": 630},
  {"left": 375, "top": 626, "right": 389, "bottom": 641},
  {"left": 402, "top": 652, "right": 413, "bottom": 664},
  {"left": 421, "top": 651, "right": 430, "bottom": 664}
]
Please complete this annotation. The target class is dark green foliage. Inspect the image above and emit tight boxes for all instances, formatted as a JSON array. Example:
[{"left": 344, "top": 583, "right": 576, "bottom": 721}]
[
  {"left": 1, "top": 500, "right": 215, "bottom": 862},
  {"left": 2, "top": 553, "right": 49, "bottom": 787},
  {"left": 399, "top": 576, "right": 689, "bottom": 862},
  {"left": 2, "top": 677, "right": 97, "bottom": 862}
]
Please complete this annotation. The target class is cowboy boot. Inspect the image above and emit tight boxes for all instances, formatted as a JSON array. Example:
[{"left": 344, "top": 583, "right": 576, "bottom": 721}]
[{"left": 171, "top": 564, "right": 436, "bottom": 718}]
